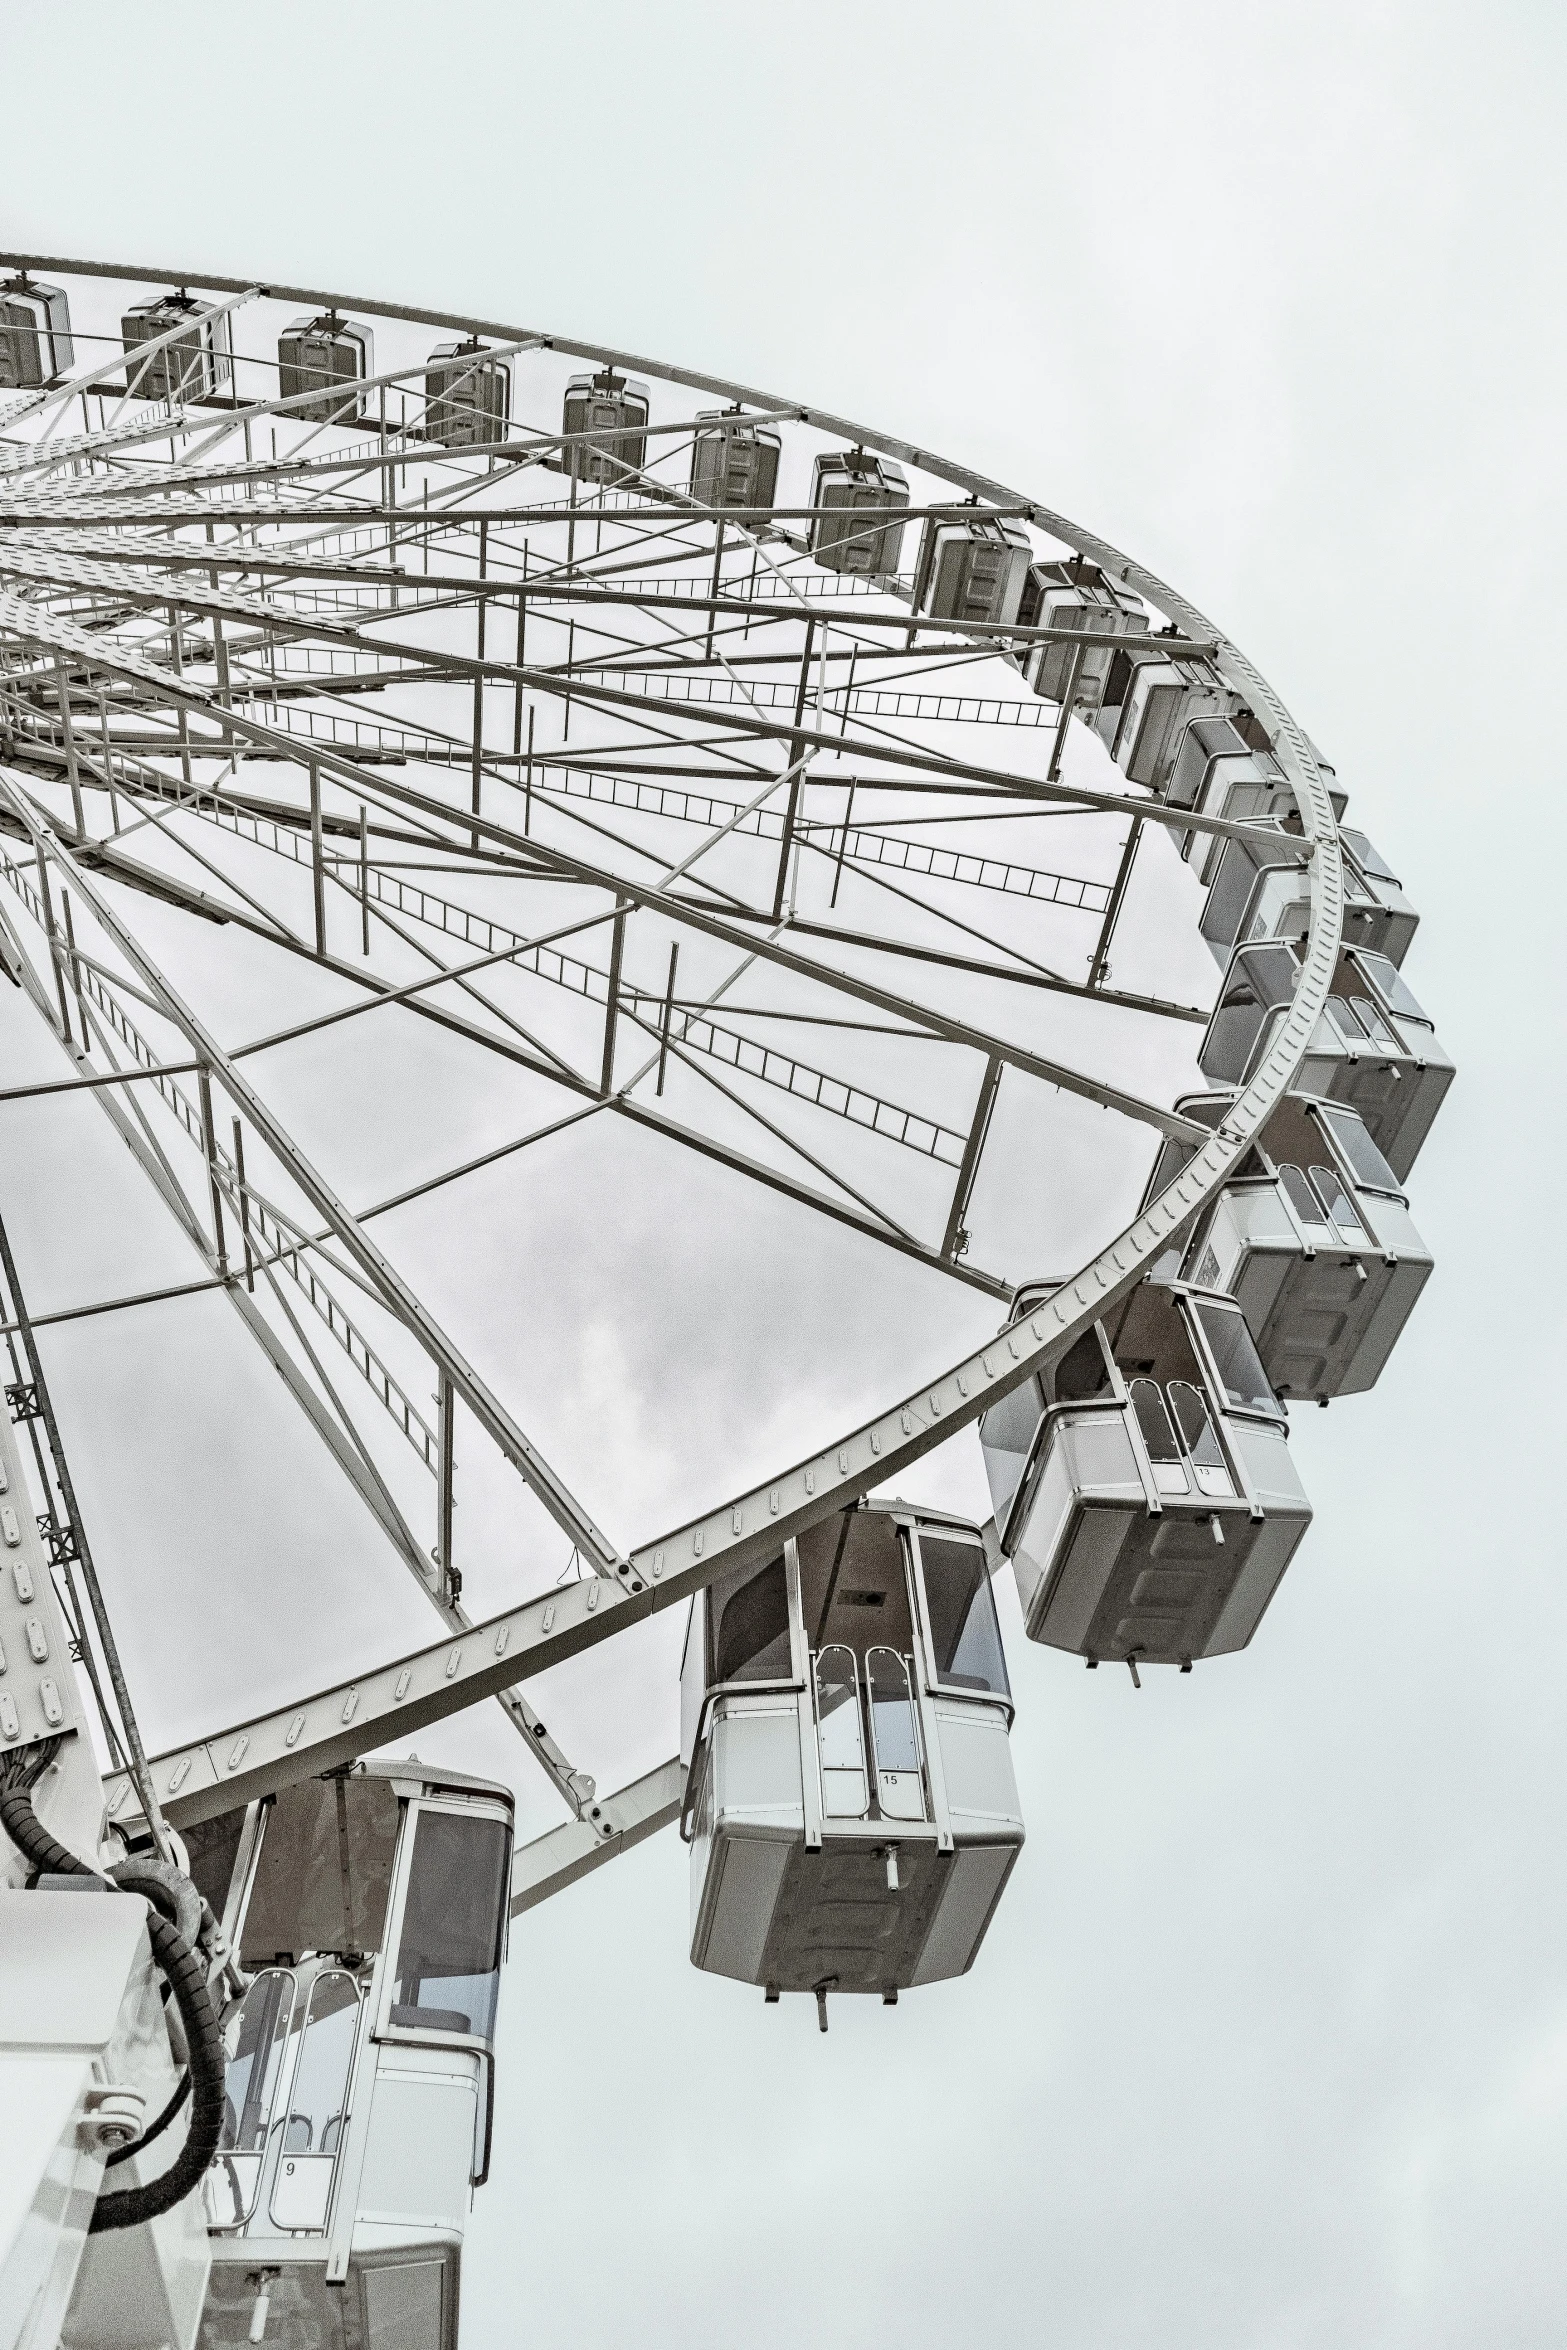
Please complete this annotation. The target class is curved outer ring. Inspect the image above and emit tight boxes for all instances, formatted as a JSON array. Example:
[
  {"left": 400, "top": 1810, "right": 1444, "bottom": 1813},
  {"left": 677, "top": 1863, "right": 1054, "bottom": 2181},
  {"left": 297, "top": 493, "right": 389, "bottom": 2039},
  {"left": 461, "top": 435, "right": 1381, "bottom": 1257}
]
[{"left": 0, "top": 255, "right": 1343, "bottom": 1616}]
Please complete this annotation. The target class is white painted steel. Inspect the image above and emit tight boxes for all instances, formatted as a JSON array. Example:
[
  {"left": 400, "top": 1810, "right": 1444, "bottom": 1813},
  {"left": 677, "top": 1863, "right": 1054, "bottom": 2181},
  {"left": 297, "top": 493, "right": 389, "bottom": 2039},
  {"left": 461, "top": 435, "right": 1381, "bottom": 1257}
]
[{"left": 0, "top": 256, "right": 1344, "bottom": 1820}]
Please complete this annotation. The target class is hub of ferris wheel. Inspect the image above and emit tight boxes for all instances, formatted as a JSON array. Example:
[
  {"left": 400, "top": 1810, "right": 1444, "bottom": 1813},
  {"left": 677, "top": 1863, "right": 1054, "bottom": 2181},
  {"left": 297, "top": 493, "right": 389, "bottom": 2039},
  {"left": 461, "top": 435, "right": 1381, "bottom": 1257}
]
[{"left": 0, "top": 262, "right": 1448, "bottom": 2350}]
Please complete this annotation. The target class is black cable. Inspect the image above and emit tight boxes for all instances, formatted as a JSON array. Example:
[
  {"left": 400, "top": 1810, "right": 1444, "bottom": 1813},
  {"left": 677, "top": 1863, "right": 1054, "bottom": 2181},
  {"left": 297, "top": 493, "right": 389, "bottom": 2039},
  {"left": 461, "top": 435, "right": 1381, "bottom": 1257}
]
[
  {"left": 0, "top": 1786, "right": 226, "bottom": 2232},
  {"left": 104, "top": 2070, "right": 190, "bottom": 2168},
  {"left": 87, "top": 1910, "right": 225, "bottom": 2233},
  {"left": 0, "top": 1782, "right": 111, "bottom": 1885},
  {"left": 0, "top": 1734, "right": 62, "bottom": 1795},
  {"left": 108, "top": 1855, "right": 203, "bottom": 1947}
]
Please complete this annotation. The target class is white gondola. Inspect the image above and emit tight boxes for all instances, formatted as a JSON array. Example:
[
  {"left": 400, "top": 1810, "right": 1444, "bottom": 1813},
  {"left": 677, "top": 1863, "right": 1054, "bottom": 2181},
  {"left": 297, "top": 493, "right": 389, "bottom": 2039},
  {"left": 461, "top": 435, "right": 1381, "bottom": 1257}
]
[
  {"left": 0, "top": 274, "right": 74, "bottom": 390},
  {"left": 1172, "top": 713, "right": 1284, "bottom": 871},
  {"left": 1201, "top": 820, "right": 1419, "bottom": 969},
  {"left": 808, "top": 449, "right": 909, "bottom": 576},
  {"left": 421, "top": 339, "right": 511, "bottom": 447},
  {"left": 1094, "top": 650, "right": 1241, "bottom": 794},
  {"left": 681, "top": 1502, "right": 1022, "bottom": 2013},
  {"left": 980, "top": 1276, "right": 1312, "bottom": 1671},
  {"left": 121, "top": 293, "right": 233, "bottom": 405},
  {"left": 277, "top": 313, "right": 375, "bottom": 425},
  {"left": 561, "top": 369, "right": 650, "bottom": 484},
  {"left": 1018, "top": 558, "right": 1146, "bottom": 707},
  {"left": 193, "top": 1762, "right": 512, "bottom": 2350},
  {"left": 1335, "top": 830, "right": 1419, "bottom": 962},
  {"left": 911, "top": 514, "right": 1032, "bottom": 626},
  {"left": 1174, "top": 719, "right": 1347, "bottom": 880},
  {"left": 689, "top": 406, "right": 781, "bottom": 510},
  {"left": 1200, "top": 939, "right": 1453, "bottom": 1179},
  {"left": 1146, "top": 1094, "right": 1434, "bottom": 1401}
]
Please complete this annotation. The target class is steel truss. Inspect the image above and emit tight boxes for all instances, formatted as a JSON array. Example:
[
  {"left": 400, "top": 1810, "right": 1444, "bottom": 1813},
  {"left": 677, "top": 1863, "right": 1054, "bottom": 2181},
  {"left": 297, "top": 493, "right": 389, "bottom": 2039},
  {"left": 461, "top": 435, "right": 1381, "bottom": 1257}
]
[{"left": 0, "top": 256, "right": 1344, "bottom": 1883}]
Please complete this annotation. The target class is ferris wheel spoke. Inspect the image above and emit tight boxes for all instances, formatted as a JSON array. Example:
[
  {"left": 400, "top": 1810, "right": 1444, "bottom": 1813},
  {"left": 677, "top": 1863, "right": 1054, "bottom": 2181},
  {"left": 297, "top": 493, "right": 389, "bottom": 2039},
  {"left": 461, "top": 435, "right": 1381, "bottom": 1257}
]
[
  {"left": 509, "top": 1757, "right": 686, "bottom": 1916},
  {"left": 614, "top": 1090, "right": 1009, "bottom": 1297},
  {"left": 60, "top": 809, "right": 1005, "bottom": 1281},
  {"left": 70, "top": 829, "right": 1005, "bottom": 1292},
  {"left": 133, "top": 783, "right": 996, "bottom": 1213},
  {"left": 166, "top": 790, "right": 983, "bottom": 1186},
  {"left": 774, "top": 912, "right": 1207, "bottom": 1025},
  {"left": 0, "top": 849, "right": 429, "bottom": 1475},
  {"left": 787, "top": 823, "right": 1080, "bottom": 987},
  {"left": 340, "top": 795, "right": 1211, "bottom": 1142},
  {"left": 0, "top": 775, "right": 629, "bottom": 1576},
  {"left": 96, "top": 736, "right": 1202, "bottom": 1146},
  {"left": 633, "top": 1011, "right": 930, "bottom": 1247},
  {"left": 516, "top": 759, "right": 1110, "bottom": 926},
  {"left": 208, "top": 745, "right": 1173, "bottom": 1127},
  {"left": 6, "top": 532, "right": 1242, "bottom": 859},
  {"left": 504, "top": 664, "right": 1280, "bottom": 848},
  {"left": 0, "top": 868, "right": 603, "bottom": 1816},
  {"left": 84, "top": 773, "right": 317, "bottom": 950}
]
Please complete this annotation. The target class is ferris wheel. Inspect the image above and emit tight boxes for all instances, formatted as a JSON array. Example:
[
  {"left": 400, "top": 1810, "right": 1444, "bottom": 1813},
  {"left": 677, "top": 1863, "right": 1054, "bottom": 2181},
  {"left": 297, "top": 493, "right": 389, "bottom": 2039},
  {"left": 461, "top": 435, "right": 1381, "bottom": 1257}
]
[{"left": 0, "top": 257, "right": 1448, "bottom": 2350}]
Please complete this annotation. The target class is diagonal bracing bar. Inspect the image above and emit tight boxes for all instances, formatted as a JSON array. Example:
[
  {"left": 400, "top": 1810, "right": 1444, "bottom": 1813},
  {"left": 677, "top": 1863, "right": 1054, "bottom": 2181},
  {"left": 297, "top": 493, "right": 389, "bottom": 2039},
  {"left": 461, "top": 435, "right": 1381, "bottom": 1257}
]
[
  {"left": 0, "top": 775, "right": 624, "bottom": 1573},
  {"left": 509, "top": 1757, "right": 685, "bottom": 1916},
  {"left": 0, "top": 801, "right": 603, "bottom": 1816}
]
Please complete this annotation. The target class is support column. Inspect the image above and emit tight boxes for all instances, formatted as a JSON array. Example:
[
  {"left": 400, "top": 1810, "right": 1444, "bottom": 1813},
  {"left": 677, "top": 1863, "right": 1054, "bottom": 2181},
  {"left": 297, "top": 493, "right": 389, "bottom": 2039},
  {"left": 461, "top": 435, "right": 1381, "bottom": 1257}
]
[
  {"left": 771, "top": 620, "right": 817, "bottom": 920},
  {"left": 941, "top": 1056, "right": 1003, "bottom": 1261},
  {"left": 600, "top": 901, "right": 628, "bottom": 1097},
  {"left": 309, "top": 759, "right": 326, "bottom": 956}
]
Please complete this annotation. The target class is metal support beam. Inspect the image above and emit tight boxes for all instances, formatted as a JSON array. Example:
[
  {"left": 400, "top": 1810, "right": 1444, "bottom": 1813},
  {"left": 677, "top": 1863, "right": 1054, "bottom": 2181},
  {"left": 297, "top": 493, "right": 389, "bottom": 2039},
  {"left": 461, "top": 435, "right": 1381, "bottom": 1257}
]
[
  {"left": 59, "top": 893, "right": 88, "bottom": 1048},
  {"left": 437, "top": 1372, "right": 456, "bottom": 1599},
  {"left": 655, "top": 940, "right": 678, "bottom": 1096},
  {"left": 166, "top": 609, "right": 192, "bottom": 792},
  {"left": 512, "top": 554, "right": 527, "bottom": 758},
  {"left": 232, "top": 1117, "right": 254, "bottom": 1293},
  {"left": 1087, "top": 820, "right": 1143, "bottom": 991},
  {"left": 705, "top": 520, "right": 725, "bottom": 659},
  {"left": 53, "top": 656, "right": 84, "bottom": 838},
  {"left": 96, "top": 693, "right": 120, "bottom": 832},
  {"left": 0, "top": 842, "right": 602, "bottom": 1819},
  {"left": 941, "top": 1056, "right": 1002, "bottom": 1261},
  {"left": 829, "top": 781, "right": 855, "bottom": 908},
  {"left": 1047, "top": 641, "right": 1085, "bottom": 784},
  {"left": 308, "top": 759, "right": 326, "bottom": 956},
  {"left": 197, "top": 1066, "right": 229, "bottom": 1278},
  {"left": 0, "top": 781, "right": 627, "bottom": 1573},
  {"left": 0, "top": 1203, "right": 176, "bottom": 1863},
  {"left": 31, "top": 841, "right": 73, "bottom": 1047},
  {"left": 510, "top": 1758, "right": 685, "bottom": 1916},
  {"left": 524, "top": 706, "right": 535, "bottom": 832},
  {"left": 599, "top": 899, "right": 627, "bottom": 1097},
  {"left": 471, "top": 518, "right": 488, "bottom": 850},
  {"left": 770, "top": 619, "right": 815, "bottom": 921}
]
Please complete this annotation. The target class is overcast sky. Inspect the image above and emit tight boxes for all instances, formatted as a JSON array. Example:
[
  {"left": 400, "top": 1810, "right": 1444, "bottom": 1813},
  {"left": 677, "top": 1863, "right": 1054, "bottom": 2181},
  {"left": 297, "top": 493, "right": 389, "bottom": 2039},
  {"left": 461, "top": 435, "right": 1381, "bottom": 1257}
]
[{"left": 2, "top": 5, "right": 1564, "bottom": 2346}]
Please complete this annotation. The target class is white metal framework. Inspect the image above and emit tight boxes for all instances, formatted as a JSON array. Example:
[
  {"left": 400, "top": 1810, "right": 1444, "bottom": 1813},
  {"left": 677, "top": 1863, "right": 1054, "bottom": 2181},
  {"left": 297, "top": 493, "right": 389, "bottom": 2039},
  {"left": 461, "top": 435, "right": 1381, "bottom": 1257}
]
[
  {"left": 0, "top": 250, "right": 1456, "bottom": 2350},
  {"left": 0, "top": 254, "right": 1382, "bottom": 1868}
]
